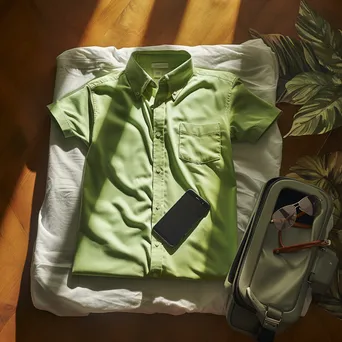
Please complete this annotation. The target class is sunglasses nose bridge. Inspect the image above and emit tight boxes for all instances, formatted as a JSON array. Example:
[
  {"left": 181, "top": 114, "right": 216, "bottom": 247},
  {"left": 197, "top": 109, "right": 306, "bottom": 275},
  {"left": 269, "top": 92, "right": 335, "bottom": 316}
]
[{"left": 272, "top": 205, "right": 297, "bottom": 230}]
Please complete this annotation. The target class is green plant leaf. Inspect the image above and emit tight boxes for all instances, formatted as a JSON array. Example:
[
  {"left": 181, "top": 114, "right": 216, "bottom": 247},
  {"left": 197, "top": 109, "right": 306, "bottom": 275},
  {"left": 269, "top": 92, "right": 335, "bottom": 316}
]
[
  {"left": 287, "top": 153, "right": 342, "bottom": 197},
  {"left": 249, "top": 29, "right": 309, "bottom": 77},
  {"left": 249, "top": 29, "right": 325, "bottom": 103},
  {"left": 285, "top": 87, "right": 342, "bottom": 136},
  {"left": 286, "top": 72, "right": 338, "bottom": 105},
  {"left": 296, "top": 0, "right": 342, "bottom": 74},
  {"left": 301, "top": 41, "right": 323, "bottom": 72}
]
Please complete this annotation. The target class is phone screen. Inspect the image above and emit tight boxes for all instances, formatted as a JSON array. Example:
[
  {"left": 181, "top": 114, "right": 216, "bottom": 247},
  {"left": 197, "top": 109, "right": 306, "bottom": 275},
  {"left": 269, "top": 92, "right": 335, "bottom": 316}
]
[{"left": 152, "top": 189, "right": 210, "bottom": 248}]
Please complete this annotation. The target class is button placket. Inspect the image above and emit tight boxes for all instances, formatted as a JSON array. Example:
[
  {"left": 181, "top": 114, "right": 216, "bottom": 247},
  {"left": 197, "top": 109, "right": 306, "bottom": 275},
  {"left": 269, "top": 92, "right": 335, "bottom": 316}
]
[{"left": 150, "top": 102, "right": 166, "bottom": 276}]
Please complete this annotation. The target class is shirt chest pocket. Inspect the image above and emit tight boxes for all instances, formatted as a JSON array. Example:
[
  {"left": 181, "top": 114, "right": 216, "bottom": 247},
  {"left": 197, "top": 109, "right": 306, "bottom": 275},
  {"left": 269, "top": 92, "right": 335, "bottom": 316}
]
[{"left": 179, "top": 122, "right": 221, "bottom": 164}]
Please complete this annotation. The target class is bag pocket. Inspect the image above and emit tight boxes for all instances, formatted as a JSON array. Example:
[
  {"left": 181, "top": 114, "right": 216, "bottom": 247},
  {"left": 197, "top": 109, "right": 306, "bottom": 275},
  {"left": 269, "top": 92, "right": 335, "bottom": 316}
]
[{"left": 179, "top": 122, "right": 221, "bottom": 164}]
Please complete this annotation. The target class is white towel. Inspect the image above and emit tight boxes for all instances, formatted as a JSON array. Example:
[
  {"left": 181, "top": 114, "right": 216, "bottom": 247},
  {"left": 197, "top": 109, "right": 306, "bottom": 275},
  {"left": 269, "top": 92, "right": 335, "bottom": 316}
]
[{"left": 31, "top": 39, "right": 282, "bottom": 316}]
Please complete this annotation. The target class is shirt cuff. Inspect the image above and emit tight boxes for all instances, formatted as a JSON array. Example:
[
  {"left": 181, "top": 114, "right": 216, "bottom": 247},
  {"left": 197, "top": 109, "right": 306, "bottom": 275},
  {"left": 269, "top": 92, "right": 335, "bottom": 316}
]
[{"left": 250, "top": 106, "right": 282, "bottom": 142}]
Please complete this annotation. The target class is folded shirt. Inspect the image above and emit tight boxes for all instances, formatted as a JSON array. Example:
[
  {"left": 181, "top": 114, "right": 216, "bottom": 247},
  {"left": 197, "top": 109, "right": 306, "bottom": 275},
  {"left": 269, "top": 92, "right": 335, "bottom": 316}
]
[
  {"left": 48, "top": 49, "right": 280, "bottom": 279},
  {"left": 32, "top": 40, "right": 282, "bottom": 315}
]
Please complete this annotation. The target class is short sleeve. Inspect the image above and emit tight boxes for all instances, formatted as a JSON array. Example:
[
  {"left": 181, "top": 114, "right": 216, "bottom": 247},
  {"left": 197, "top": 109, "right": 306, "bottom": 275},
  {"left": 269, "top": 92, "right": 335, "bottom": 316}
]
[
  {"left": 47, "top": 85, "right": 92, "bottom": 145},
  {"left": 229, "top": 79, "right": 281, "bottom": 143}
]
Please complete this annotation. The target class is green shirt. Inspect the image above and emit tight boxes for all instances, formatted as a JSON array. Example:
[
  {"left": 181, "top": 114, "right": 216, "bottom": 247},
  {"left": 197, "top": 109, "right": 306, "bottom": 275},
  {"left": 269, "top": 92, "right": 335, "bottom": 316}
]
[{"left": 48, "top": 50, "right": 280, "bottom": 279}]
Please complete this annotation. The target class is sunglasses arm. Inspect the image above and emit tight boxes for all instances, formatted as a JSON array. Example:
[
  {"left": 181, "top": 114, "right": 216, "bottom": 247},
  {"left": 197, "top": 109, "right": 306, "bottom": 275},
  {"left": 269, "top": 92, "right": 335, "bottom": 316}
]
[{"left": 273, "top": 239, "right": 331, "bottom": 254}]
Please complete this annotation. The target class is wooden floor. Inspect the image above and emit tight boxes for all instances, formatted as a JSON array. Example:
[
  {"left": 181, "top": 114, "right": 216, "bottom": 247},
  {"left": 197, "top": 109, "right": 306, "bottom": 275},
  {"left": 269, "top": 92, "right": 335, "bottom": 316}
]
[{"left": 1, "top": 0, "right": 342, "bottom": 341}]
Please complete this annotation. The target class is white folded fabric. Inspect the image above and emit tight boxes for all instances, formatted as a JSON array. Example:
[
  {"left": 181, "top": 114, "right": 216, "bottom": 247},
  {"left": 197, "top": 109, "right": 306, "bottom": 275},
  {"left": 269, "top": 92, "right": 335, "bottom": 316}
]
[{"left": 31, "top": 39, "right": 282, "bottom": 316}]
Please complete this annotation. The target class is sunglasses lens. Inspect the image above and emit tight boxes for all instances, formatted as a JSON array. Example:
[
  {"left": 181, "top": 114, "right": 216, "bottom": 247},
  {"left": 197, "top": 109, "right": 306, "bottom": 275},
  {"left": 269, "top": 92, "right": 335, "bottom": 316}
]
[
  {"left": 299, "top": 196, "right": 316, "bottom": 216},
  {"left": 272, "top": 205, "right": 296, "bottom": 230}
]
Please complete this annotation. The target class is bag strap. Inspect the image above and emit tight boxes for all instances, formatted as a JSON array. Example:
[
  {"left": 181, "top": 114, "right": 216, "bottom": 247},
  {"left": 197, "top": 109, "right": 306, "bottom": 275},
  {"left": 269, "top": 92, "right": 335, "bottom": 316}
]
[
  {"left": 257, "top": 328, "right": 275, "bottom": 342},
  {"left": 247, "top": 287, "right": 282, "bottom": 342}
]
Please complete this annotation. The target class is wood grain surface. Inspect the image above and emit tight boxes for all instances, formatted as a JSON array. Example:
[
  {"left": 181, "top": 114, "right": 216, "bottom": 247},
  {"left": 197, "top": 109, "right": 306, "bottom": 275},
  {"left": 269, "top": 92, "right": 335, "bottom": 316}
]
[{"left": 1, "top": 0, "right": 342, "bottom": 341}]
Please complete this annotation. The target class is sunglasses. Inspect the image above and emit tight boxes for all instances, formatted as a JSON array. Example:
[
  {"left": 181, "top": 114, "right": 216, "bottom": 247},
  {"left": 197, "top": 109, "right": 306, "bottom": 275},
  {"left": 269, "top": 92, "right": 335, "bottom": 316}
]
[{"left": 271, "top": 195, "right": 330, "bottom": 254}]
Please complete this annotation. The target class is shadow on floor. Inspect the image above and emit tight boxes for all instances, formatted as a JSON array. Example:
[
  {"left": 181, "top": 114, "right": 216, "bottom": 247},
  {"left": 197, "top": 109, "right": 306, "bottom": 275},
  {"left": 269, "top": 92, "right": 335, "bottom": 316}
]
[
  {"left": 9, "top": 0, "right": 98, "bottom": 339},
  {"left": 0, "top": 0, "right": 100, "bottom": 224},
  {"left": 142, "top": 0, "right": 188, "bottom": 46}
]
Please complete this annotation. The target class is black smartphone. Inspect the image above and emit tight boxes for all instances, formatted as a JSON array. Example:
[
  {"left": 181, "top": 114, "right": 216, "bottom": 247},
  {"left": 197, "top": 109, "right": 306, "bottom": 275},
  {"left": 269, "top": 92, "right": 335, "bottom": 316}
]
[{"left": 152, "top": 189, "right": 210, "bottom": 248}]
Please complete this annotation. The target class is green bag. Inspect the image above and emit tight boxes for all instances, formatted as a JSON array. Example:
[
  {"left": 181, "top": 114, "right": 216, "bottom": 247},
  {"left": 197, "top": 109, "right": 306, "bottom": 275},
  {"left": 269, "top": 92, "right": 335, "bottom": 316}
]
[{"left": 225, "top": 178, "right": 338, "bottom": 342}]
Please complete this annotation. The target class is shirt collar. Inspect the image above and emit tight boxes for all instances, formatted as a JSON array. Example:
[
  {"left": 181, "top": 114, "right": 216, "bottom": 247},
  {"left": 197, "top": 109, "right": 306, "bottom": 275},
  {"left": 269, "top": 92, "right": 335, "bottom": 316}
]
[{"left": 125, "top": 50, "right": 193, "bottom": 99}]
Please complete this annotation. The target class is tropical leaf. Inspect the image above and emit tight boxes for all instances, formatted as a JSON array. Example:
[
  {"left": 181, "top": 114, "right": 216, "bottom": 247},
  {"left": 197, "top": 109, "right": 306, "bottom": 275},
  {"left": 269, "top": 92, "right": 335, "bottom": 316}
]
[
  {"left": 301, "top": 41, "right": 324, "bottom": 72},
  {"left": 296, "top": 0, "right": 342, "bottom": 74},
  {"left": 286, "top": 72, "right": 340, "bottom": 105},
  {"left": 249, "top": 29, "right": 324, "bottom": 103},
  {"left": 249, "top": 29, "right": 309, "bottom": 77},
  {"left": 285, "top": 87, "right": 342, "bottom": 136},
  {"left": 276, "top": 79, "right": 293, "bottom": 103},
  {"left": 287, "top": 154, "right": 342, "bottom": 197}
]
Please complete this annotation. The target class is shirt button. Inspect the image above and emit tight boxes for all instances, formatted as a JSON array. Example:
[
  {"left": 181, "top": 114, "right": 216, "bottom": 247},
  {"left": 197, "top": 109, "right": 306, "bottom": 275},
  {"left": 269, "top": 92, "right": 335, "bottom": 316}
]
[
  {"left": 154, "top": 242, "right": 159, "bottom": 247},
  {"left": 156, "top": 206, "right": 160, "bottom": 211},
  {"left": 155, "top": 132, "right": 161, "bottom": 139},
  {"left": 156, "top": 167, "right": 162, "bottom": 174}
]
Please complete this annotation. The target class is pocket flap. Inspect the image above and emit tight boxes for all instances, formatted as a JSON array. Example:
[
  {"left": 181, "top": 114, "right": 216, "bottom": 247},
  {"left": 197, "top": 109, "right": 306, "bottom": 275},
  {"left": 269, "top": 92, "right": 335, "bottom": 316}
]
[{"left": 180, "top": 122, "right": 220, "bottom": 136}]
